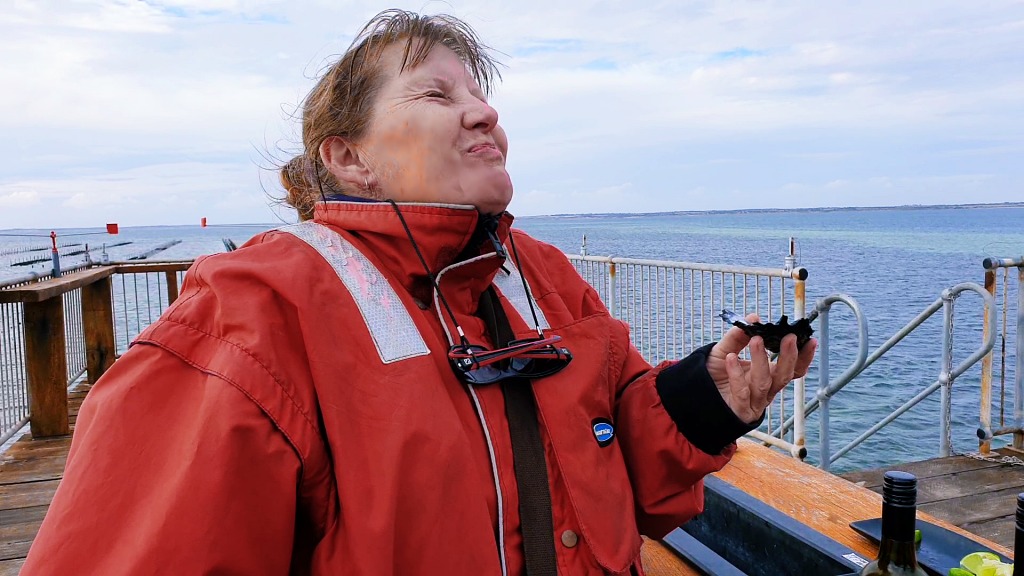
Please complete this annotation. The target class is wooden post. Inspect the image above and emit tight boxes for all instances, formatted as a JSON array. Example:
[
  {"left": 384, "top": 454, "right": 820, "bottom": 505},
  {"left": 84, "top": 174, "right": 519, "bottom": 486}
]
[
  {"left": 23, "top": 298, "right": 70, "bottom": 437},
  {"left": 165, "top": 270, "right": 179, "bottom": 304},
  {"left": 83, "top": 276, "right": 116, "bottom": 384}
]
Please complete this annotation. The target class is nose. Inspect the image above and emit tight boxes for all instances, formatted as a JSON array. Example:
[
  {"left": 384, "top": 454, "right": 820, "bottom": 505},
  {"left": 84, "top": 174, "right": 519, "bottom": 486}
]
[{"left": 464, "top": 98, "right": 499, "bottom": 133}]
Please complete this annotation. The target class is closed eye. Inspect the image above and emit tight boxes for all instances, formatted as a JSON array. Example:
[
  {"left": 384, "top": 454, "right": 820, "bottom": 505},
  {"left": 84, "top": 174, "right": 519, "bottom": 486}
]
[{"left": 425, "top": 90, "right": 448, "bottom": 99}]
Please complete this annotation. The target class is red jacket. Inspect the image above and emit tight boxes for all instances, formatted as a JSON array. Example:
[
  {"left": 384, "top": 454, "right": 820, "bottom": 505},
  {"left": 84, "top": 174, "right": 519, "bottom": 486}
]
[{"left": 24, "top": 202, "right": 750, "bottom": 575}]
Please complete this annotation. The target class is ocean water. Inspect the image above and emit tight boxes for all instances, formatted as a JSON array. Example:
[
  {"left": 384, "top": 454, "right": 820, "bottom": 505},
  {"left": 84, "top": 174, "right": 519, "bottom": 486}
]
[
  {"left": 2, "top": 205, "right": 1022, "bottom": 472},
  {"left": 516, "top": 206, "right": 1024, "bottom": 472}
]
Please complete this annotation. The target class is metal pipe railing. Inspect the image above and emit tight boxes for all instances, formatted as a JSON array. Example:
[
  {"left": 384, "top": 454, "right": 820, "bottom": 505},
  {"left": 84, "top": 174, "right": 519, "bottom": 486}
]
[
  {"left": 978, "top": 256, "right": 1023, "bottom": 450},
  {"left": 1017, "top": 266, "right": 1022, "bottom": 450},
  {"left": 787, "top": 238, "right": 808, "bottom": 458},
  {"left": 828, "top": 283, "right": 994, "bottom": 465},
  {"left": 777, "top": 292, "right": 964, "bottom": 437},
  {"left": 813, "top": 294, "right": 869, "bottom": 472}
]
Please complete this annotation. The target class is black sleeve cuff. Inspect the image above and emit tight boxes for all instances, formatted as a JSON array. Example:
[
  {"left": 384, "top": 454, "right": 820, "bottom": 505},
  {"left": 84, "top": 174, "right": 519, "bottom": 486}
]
[{"left": 655, "top": 342, "right": 765, "bottom": 455}]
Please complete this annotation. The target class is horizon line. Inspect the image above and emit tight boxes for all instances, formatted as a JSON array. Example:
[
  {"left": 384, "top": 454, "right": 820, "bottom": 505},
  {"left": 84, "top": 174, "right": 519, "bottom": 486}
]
[{"left": 2, "top": 200, "right": 1023, "bottom": 232}]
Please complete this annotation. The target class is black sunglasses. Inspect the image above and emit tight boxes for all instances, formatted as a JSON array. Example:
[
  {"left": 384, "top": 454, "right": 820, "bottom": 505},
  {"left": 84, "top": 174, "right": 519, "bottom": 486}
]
[{"left": 449, "top": 336, "right": 573, "bottom": 385}]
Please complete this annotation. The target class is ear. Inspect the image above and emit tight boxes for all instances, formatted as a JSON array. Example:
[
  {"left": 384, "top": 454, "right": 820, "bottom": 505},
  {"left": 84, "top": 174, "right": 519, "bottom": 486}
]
[{"left": 319, "top": 136, "right": 373, "bottom": 192}]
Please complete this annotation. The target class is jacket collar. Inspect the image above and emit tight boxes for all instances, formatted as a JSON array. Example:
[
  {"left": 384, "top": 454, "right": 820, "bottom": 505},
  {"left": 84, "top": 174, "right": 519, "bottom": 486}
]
[{"left": 312, "top": 201, "right": 514, "bottom": 301}]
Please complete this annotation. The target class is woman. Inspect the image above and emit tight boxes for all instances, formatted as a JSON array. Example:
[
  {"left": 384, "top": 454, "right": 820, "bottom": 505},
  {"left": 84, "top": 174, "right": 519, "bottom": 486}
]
[{"left": 23, "top": 10, "right": 815, "bottom": 576}]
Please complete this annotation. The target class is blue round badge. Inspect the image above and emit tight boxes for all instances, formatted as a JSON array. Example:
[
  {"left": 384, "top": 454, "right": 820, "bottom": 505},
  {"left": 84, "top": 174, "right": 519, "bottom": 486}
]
[{"left": 591, "top": 418, "right": 615, "bottom": 447}]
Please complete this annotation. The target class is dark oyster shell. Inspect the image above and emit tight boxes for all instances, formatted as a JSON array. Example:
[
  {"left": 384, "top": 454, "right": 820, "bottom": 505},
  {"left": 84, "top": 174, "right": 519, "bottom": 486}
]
[{"left": 724, "top": 312, "right": 814, "bottom": 353}]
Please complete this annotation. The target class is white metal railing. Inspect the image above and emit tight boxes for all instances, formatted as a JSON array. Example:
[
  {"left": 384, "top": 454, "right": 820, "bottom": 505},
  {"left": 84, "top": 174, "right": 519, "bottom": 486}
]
[
  {"left": 110, "top": 264, "right": 188, "bottom": 354},
  {"left": 5, "top": 246, "right": 1008, "bottom": 472},
  {"left": 64, "top": 289, "right": 86, "bottom": 384},
  {"left": 0, "top": 297, "right": 29, "bottom": 444},
  {"left": 569, "top": 249, "right": 810, "bottom": 458},
  {"left": 570, "top": 246, "right": 1001, "bottom": 469}
]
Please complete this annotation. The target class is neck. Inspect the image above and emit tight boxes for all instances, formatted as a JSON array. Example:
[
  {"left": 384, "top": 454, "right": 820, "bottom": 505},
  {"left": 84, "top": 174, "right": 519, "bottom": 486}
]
[{"left": 323, "top": 192, "right": 381, "bottom": 203}]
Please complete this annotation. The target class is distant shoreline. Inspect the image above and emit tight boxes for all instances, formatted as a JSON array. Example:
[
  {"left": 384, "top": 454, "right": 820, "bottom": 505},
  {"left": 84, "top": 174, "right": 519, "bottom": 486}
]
[
  {"left": 529, "top": 201, "right": 1024, "bottom": 219},
  {"left": 3, "top": 201, "right": 1023, "bottom": 232}
]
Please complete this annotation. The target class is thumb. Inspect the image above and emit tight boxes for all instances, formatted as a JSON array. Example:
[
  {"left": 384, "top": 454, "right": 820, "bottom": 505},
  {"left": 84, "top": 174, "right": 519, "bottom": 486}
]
[{"left": 715, "top": 313, "right": 760, "bottom": 357}]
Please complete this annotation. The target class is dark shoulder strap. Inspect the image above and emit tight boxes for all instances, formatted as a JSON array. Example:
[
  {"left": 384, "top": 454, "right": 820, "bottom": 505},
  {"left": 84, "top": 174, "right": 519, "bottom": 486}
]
[{"left": 479, "top": 287, "right": 558, "bottom": 576}]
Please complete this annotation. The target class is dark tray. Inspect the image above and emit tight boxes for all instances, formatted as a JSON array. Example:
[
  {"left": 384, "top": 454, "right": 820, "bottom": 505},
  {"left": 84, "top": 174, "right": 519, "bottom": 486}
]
[
  {"left": 850, "top": 518, "right": 1011, "bottom": 576},
  {"left": 663, "top": 476, "right": 869, "bottom": 575}
]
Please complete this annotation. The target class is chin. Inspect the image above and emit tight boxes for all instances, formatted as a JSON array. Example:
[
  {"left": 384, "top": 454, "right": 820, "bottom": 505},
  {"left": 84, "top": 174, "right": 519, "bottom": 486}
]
[
  {"left": 464, "top": 172, "right": 513, "bottom": 215},
  {"left": 477, "top": 190, "right": 513, "bottom": 216}
]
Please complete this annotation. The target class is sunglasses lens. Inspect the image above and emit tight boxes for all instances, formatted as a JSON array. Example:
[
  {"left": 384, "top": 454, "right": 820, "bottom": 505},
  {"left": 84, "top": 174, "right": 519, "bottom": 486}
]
[
  {"left": 449, "top": 339, "right": 572, "bottom": 385},
  {"left": 461, "top": 365, "right": 506, "bottom": 385}
]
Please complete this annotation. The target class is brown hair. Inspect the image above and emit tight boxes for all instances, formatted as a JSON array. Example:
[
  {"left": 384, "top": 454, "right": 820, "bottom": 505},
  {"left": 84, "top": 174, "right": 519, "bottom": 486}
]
[
  {"left": 281, "top": 9, "right": 502, "bottom": 218},
  {"left": 280, "top": 155, "right": 315, "bottom": 221}
]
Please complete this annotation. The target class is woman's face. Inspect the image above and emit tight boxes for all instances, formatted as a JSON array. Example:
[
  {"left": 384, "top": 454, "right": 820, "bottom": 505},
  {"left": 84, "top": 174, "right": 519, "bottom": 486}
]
[{"left": 357, "top": 43, "right": 512, "bottom": 215}]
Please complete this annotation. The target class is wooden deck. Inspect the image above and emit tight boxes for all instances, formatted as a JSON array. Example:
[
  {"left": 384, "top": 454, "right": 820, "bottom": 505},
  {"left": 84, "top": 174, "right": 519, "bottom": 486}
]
[
  {"left": 0, "top": 383, "right": 86, "bottom": 576},
  {"left": 0, "top": 384, "right": 1012, "bottom": 575},
  {"left": 841, "top": 447, "right": 1024, "bottom": 550}
]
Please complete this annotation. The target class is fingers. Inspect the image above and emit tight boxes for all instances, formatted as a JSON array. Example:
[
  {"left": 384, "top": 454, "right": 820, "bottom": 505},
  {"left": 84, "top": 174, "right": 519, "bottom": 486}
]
[
  {"left": 726, "top": 332, "right": 818, "bottom": 422},
  {"left": 747, "top": 336, "right": 772, "bottom": 409},
  {"left": 724, "top": 350, "right": 749, "bottom": 393},
  {"left": 771, "top": 334, "right": 799, "bottom": 391},
  {"left": 716, "top": 313, "right": 762, "bottom": 356},
  {"left": 725, "top": 351, "right": 757, "bottom": 423},
  {"left": 764, "top": 336, "right": 818, "bottom": 405},
  {"left": 794, "top": 338, "right": 818, "bottom": 379}
]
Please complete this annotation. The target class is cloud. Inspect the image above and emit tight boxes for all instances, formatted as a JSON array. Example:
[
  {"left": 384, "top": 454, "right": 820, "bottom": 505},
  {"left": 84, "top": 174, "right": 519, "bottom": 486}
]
[
  {"left": 1, "top": 0, "right": 1022, "bottom": 228},
  {"left": 0, "top": 162, "right": 285, "bottom": 228},
  {"left": 0, "top": 190, "right": 40, "bottom": 209}
]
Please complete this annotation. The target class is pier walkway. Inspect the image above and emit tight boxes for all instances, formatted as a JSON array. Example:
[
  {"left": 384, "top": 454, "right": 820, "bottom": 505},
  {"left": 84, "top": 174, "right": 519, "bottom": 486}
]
[
  {"left": 841, "top": 448, "right": 1024, "bottom": 550},
  {"left": 0, "top": 383, "right": 87, "bottom": 576}
]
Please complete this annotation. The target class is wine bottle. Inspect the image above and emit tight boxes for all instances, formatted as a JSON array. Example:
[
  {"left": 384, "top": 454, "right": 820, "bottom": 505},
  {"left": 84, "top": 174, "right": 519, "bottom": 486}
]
[
  {"left": 1014, "top": 493, "right": 1023, "bottom": 576},
  {"left": 859, "top": 471, "right": 927, "bottom": 576}
]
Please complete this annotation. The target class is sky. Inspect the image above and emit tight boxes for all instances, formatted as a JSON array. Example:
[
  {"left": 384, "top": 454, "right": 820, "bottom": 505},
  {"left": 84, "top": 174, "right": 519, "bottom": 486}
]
[{"left": 0, "top": 0, "right": 1021, "bottom": 228}]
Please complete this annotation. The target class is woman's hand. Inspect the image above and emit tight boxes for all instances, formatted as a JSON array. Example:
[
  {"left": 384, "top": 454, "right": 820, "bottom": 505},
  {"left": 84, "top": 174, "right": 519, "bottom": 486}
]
[{"left": 706, "top": 313, "right": 817, "bottom": 424}]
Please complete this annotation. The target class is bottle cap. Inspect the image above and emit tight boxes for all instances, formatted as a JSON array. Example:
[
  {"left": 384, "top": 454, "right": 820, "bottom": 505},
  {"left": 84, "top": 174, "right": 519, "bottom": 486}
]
[{"left": 882, "top": 471, "right": 918, "bottom": 508}]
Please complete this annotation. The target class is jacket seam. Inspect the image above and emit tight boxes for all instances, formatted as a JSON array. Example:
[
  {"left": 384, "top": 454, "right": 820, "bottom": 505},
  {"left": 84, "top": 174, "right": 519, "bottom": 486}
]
[
  {"left": 608, "top": 322, "right": 625, "bottom": 406},
  {"left": 142, "top": 318, "right": 323, "bottom": 449},
  {"left": 133, "top": 336, "right": 336, "bottom": 537},
  {"left": 133, "top": 338, "right": 308, "bottom": 469}
]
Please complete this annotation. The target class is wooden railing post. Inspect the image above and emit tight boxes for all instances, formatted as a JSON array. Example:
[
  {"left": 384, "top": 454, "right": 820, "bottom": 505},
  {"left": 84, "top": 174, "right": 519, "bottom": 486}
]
[
  {"left": 83, "top": 275, "right": 115, "bottom": 384},
  {"left": 24, "top": 297, "right": 70, "bottom": 437},
  {"left": 165, "top": 270, "right": 179, "bottom": 304}
]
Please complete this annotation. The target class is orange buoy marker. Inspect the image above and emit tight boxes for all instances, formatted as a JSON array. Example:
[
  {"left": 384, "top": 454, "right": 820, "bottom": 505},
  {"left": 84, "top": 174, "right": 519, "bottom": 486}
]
[
  {"left": 201, "top": 217, "right": 207, "bottom": 227},
  {"left": 106, "top": 223, "right": 119, "bottom": 235}
]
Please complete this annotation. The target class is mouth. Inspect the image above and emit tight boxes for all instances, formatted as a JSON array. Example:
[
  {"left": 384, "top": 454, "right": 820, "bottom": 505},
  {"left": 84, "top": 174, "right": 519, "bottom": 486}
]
[{"left": 468, "top": 143, "right": 503, "bottom": 159}]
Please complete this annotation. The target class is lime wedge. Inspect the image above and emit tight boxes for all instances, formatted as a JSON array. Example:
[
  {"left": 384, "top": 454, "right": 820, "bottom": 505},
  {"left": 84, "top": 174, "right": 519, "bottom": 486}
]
[
  {"left": 976, "top": 562, "right": 1012, "bottom": 576},
  {"left": 962, "top": 552, "right": 1002, "bottom": 574},
  {"left": 949, "top": 569, "right": 975, "bottom": 576}
]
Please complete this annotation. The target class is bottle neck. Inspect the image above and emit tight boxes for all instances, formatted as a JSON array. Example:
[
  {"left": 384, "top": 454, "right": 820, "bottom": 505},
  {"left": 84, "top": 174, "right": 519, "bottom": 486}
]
[
  {"left": 881, "top": 502, "right": 916, "bottom": 542},
  {"left": 877, "top": 502, "right": 919, "bottom": 570},
  {"left": 875, "top": 539, "right": 920, "bottom": 569}
]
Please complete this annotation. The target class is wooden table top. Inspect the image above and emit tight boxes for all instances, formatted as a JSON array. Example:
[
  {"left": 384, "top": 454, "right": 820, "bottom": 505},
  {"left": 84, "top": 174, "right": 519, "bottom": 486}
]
[{"left": 640, "top": 438, "right": 1012, "bottom": 575}]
